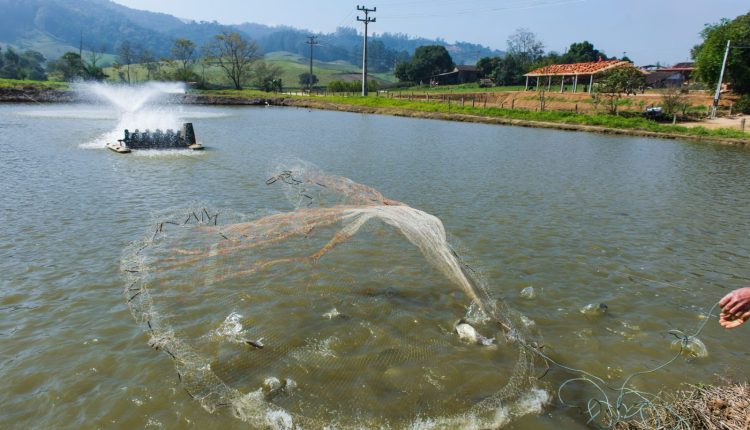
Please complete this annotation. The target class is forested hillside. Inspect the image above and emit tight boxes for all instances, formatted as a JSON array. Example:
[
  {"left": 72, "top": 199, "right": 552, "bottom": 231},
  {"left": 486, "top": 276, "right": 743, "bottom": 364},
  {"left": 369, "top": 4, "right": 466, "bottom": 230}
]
[{"left": 0, "top": 0, "right": 502, "bottom": 67}]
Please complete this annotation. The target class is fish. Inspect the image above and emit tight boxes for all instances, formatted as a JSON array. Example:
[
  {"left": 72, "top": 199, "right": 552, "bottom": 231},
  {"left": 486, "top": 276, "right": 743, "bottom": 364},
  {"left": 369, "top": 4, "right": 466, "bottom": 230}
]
[{"left": 454, "top": 319, "right": 494, "bottom": 346}]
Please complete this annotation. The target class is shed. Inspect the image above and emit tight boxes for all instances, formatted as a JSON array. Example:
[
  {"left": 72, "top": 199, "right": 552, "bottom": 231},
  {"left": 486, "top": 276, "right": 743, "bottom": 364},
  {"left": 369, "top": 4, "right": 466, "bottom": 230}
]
[
  {"left": 523, "top": 60, "right": 633, "bottom": 93},
  {"left": 653, "top": 62, "right": 694, "bottom": 85},
  {"left": 431, "top": 65, "right": 479, "bottom": 86},
  {"left": 644, "top": 71, "right": 685, "bottom": 88}
]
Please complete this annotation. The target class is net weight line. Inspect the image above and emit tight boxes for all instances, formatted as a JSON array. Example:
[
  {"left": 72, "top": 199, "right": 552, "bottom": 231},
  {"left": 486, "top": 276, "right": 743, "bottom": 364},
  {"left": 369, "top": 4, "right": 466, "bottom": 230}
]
[{"left": 122, "top": 166, "right": 720, "bottom": 429}]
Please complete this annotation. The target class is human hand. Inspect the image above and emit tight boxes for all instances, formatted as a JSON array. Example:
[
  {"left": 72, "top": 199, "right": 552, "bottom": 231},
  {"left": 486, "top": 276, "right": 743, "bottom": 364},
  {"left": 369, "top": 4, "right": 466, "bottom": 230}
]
[
  {"left": 719, "top": 287, "right": 750, "bottom": 329},
  {"left": 719, "top": 310, "right": 750, "bottom": 328}
]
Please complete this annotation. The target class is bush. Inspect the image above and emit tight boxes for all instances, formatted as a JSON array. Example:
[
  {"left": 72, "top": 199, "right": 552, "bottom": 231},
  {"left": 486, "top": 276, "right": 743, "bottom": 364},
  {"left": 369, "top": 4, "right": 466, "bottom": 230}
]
[
  {"left": 173, "top": 69, "right": 200, "bottom": 83},
  {"left": 660, "top": 87, "right": 690, "bottom": 116},
  {"left": 327, "top": 79, "right": 378, "bottom": 93},
  {"left": 735, "top": 95, "right": 750, "bottom": 114}
]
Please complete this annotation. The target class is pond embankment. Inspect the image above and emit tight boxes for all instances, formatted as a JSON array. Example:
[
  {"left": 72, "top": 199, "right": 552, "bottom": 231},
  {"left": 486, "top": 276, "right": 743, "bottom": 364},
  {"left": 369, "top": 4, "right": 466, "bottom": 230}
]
[
  {"left": 177, "top": 93, "right": 749, "bottom": 145},
  {"left": 0, "top": 87, "right": 75, "bottom": 103},
  {"left": 2, "top": 87, "right": 747, "bottom": 145},
  {"left": 274, "top": 97, "right": 750, "bottom": 145}
]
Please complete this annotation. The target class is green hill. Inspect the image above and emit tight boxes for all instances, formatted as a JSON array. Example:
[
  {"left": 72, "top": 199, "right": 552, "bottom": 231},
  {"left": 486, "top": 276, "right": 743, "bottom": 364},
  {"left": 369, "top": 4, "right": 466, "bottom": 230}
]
[
  {"left": 264, "top": 52, "right": 397, "bottom": 87},
  {"left": 0, "top": 0, "right": 500, "bottom": 68},
  {"left": 103, "top": 51, "right": 397, "bottom": 89}
]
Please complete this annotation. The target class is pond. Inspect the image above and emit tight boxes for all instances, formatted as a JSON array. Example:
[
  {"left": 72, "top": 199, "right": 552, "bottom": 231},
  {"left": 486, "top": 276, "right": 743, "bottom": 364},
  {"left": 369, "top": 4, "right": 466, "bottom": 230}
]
[{"left": 1, "top": 102, "right": 750, "bottom": 429}]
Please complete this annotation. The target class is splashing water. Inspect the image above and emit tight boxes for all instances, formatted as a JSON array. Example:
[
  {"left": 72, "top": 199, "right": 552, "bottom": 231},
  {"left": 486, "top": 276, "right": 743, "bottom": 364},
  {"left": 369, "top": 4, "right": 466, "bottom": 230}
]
[
  {"left": 77, "top": 81, "right": 185, "bottom": 113},
  {"left": 122, "top": 163, "right": 546, "bottom": 428},
  {"left": 75, "top": 82, "right": 187, "bottom": 149}
]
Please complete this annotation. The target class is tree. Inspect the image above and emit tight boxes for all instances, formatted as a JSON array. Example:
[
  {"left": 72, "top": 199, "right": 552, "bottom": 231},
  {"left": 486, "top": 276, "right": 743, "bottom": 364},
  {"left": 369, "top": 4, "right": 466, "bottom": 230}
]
[
  {"left": 116, "top": 41, "right": 139, "bottom": 83},
  {"left": 198, "top": 56, "right": 212, "bottom": 88},
  {"left": 205, "top": 31, "right": 261, "bottom": 90},
  {"left": 172, "top": 38, "right": 196, "bottom": 75},
  {"left": 693, "top": 12, "right": 750, "bottom": 95},
  {"left": 507, "top": 28, "right": 544, "bottom": 72},
  {"left": 394, "top": 61, "right": 413, "bottom": 82},
  {"left": 299, "top": 72, "right": 319, "bottom": 87},
  {"left": 22, "top": 50, "right": 47, "bottom": 81},
  {"left": 494, "top": 54, "right": 526, "bottom": 86},
  {"left": 1, "top": 48, "right": 47, "bottom": 81},
  {"left": 594, "top": 66, "right": 646, "bottom": 114},
  {"left": 139, "top": 50, "right": 158, "bottom": 80},
  {"left": 660, "top": 87, "right": 690, "bottom": 116},
  {"left": 85, "top": 45, "right": 107, "bottom": 81},
  {"left": 1, "top": 47, "right": 22, "bottom": 79},
  {"left": 394, "top": 45, "right": 454, "bottom": 83},
  {"left": 476, "top": 56, "right": 500, "bottom": 78},
  {"left": 47, "top": 52, "right": 84, "bottom": 81},
  {"left": 252, "top": 60, "right": 283, "bottom": 92},
  {"left": 561, "top": 41, "right": 608, "bottom": 64}
]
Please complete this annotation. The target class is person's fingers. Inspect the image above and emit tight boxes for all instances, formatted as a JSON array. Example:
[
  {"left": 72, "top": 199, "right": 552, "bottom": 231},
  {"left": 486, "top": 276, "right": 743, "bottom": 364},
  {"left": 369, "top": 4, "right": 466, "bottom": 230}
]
[
  {"left": 720, "top": 317, "right": 745, "bottom": 328},
  {"left": 728, "top": 301, "right": 749, "bottom": 315},
  {"left": 726, "top": 319, "right": 745, "bottom": 328},
  {"left": 720, "top": 310, "right": 749, "bottom": 328},
  {"left": 720, "top": 292, "right": 735, "bottom": 306},
  {"left": 720, "top": 297, "right": 737, "bottom": 311}
]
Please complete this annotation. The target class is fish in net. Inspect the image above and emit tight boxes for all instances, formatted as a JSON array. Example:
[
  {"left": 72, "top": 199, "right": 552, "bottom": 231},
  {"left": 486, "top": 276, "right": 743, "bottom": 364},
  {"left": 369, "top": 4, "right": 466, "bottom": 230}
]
[{"left": 122, "top": 164, "right": 548, "bottom": 428}]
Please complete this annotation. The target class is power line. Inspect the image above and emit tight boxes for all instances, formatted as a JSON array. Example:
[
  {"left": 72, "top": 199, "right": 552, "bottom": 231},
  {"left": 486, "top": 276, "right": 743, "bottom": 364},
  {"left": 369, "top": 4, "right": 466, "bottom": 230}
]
[{"left": 357, "top": 5, "right": 377, "bottom": 97}]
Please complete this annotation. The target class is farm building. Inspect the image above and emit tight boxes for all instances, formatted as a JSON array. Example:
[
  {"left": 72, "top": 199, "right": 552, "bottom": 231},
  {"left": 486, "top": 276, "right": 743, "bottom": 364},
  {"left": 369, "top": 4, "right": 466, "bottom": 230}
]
[
  {"left": 431, "top": 65, "right": 479, "bottom": 86},
  {"left": 645, "top": 62, "right": 694, "bottom": 88},
  {"left": 523, "top": 60, "right": 634, "bottom": 93}
]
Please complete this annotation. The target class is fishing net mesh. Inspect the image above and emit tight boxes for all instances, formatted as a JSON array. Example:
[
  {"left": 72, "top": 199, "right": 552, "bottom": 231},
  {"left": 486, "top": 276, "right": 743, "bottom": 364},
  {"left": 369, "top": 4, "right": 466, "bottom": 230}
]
[{"left": 122, "top": 164, "right": 546, "bottom": 428}]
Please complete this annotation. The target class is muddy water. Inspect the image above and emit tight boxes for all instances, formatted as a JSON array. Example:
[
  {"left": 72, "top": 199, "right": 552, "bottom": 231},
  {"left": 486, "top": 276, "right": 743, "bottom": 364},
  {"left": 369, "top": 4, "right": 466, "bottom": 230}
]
[{"left": 2, "top": 104, "right": 750, "bottom": 429}]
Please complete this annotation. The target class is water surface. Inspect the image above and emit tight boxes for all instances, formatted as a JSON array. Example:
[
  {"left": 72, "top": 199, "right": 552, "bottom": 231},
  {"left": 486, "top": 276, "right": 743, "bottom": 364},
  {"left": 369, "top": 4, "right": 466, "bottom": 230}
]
[{"left": 2, "top": 104, "right": 750, "bottom": 429}]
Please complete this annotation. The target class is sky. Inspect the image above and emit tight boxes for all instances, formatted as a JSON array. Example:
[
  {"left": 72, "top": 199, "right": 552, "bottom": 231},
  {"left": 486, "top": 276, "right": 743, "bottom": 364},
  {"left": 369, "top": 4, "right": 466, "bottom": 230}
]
[{"left": 112, "top": 0, "right": 748, "bottom": 65}]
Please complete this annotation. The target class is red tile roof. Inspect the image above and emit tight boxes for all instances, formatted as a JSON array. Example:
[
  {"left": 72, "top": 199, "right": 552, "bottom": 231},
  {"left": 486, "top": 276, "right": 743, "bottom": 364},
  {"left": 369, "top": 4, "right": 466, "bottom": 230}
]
[{"left": 525, "top": 60, "right": 632, "bottom": 76}]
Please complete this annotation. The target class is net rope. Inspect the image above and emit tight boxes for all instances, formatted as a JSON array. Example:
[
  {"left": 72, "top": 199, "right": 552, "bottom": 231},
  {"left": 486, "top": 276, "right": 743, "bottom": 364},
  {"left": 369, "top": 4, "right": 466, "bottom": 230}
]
[
  {"left": 123, "top": 163, "right": 715, "bottom": 429},
  {"left": 122, "top": 164, "right": 546, "bottom": 428}
]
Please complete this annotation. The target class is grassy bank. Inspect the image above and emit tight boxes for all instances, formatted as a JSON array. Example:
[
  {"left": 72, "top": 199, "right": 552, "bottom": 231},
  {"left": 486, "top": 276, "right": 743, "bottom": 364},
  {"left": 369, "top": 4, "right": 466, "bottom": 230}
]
[
  {"left": 0, "top": 78, "right": 68, "bottom": 90},
  {"left": 285, "top": 94, "right": 748, "bottom": 141}
]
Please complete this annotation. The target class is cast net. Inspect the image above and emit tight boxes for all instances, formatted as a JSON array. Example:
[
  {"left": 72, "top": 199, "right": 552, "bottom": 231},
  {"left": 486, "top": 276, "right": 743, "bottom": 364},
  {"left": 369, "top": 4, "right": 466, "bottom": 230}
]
[{"left": 122, "top": 164, "right": 547, "bottom": 428}]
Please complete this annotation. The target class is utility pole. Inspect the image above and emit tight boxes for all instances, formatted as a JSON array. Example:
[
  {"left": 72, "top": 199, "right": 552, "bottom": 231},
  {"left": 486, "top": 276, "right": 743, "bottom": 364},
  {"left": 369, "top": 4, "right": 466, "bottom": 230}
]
[
  {"left": 711, "top": 39, "right": 731, "bottom": 119},
  {"left": 79, "top": 30, "right": 84, "bottom": 77},
  {"left": 305, "top": 35, "right": 319, "bottom": 93},
  {"left": 357, "top": 5, "right": 376, "bottom": 96}
]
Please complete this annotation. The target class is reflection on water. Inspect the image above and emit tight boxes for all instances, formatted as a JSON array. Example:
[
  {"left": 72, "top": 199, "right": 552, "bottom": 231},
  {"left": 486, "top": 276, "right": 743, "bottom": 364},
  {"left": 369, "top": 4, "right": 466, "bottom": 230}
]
[{"left": 1, "top": 103, "right": 750, "bottom": 429}]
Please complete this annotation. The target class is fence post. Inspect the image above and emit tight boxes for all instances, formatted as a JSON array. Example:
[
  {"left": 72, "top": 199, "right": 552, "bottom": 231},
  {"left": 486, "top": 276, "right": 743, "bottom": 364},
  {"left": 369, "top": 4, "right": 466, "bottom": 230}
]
[
  {"left": 575, "top": 103, "right": 578, "bottom": 114},
  {"left": 730, "top": 103, "right": 733, "bottom": 116},
  {"left": 511, "top": 98, "right": 515, "bottom": 110},
  {"left": 672, "top": 114, "right": 677, "bottom": 125},
  {"left": 484, "top": 96, "right": 487, "bottom": 109},
  {"left": 741, "top": 118, "right": 746, "bottom": 132}
]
